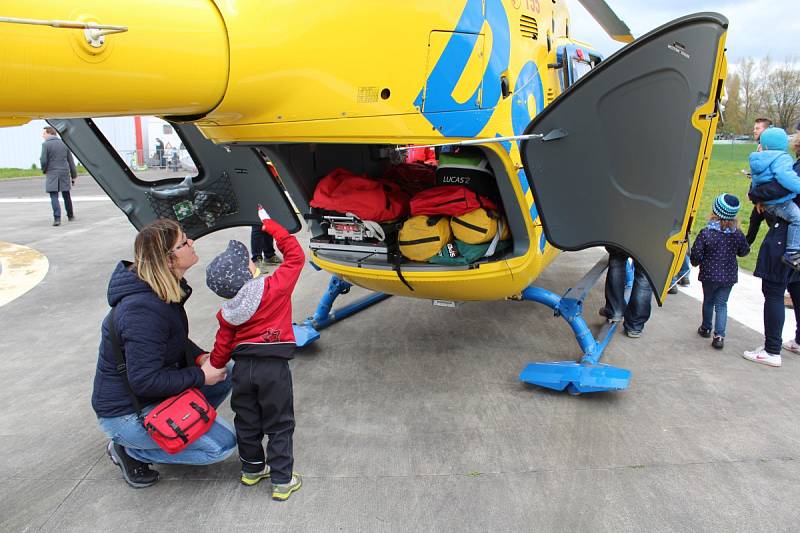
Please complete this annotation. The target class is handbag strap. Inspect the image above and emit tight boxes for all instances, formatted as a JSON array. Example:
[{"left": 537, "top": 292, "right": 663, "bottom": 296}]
[{"left": 108, "top": 307, "right": 145, "bottom": 423}]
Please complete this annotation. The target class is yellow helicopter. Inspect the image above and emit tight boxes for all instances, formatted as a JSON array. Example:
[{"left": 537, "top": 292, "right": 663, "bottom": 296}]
[{"left": 0, "top": 0, "right": 728, "bottom": 393}]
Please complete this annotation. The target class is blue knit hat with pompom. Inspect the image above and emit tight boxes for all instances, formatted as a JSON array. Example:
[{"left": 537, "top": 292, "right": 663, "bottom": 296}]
[{"left": 712, "top": 193, "right": 740, "bottom": 220}]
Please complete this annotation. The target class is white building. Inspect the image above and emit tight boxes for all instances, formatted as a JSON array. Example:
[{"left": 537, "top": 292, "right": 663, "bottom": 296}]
[{"left": 0, "top": 116, "right": 184, "bottom": 170}]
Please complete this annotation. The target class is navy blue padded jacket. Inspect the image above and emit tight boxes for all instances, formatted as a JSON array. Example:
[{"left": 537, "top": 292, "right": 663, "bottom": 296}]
[{"left": 91, "top": 261, "right": 205, "bottom": 418}]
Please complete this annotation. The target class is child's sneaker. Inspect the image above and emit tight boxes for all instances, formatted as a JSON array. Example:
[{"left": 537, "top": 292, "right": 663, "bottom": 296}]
[
  {"left": 781, "top": 251, "right": 800, "bottom": 272},
  {"left": 712, "top": 335, "right": 724, "bottom": 349},
  {"left": 782, "top": 339, "right": 800, "bottom": 355},
  {"left": 742, "top": 346, "right": 781, "bottom": 367},
  {"left": 272, "top": 473, "right": 302, "bottom": 501},
  {"left": 697, "top": 326, "right": 711, "bottom": 338},
  {"left": 241, "top": 465, "right": 271, "bottom": 486}
]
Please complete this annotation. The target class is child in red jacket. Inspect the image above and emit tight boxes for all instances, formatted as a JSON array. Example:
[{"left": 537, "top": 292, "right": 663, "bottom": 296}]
[{"left": 205, "top": 218, "right": 304, "bottom": 501}]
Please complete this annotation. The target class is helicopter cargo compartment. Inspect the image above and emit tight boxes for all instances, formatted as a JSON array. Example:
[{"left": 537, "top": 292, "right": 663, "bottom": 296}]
[{"left": 262, "top": 143, "right": 530, "bottom": 273}]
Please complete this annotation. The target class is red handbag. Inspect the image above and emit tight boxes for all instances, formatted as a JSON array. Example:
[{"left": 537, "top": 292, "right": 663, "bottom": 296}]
[
  {"left": 109, "top": 308, "right": 216, "bottom": 454},
  {"left": 143, "top": 388, "right": 216, "bottom": 454}
]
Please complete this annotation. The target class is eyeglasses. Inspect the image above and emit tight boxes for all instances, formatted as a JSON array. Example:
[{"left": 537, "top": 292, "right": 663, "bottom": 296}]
[{"left": 169, "top": 236, "right": 191, "bottom": 254}]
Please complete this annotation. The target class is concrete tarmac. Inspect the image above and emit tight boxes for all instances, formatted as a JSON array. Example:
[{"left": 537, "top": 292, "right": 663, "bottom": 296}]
[{"left": 1, "top": 177, "right": 799, "bottom": 532}]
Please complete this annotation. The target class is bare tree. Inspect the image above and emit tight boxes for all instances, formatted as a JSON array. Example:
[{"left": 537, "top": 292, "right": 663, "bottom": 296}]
[
  {"left": 763, "top": 58, "right": 800, "bottom": 129},
  {"left": 737, "top": 57, "right": 760, "bottom": 128}
]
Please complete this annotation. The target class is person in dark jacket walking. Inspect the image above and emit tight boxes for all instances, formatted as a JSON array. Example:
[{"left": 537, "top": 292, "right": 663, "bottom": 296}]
[
  {"left": 92, "top": 219, "right": 235, "bottom": 488},
  {"left": 690, "top": 194, "right": 750, "bottom": 350},
  {"left": 40, "top": 126, "right": 78, "bottom": 226},
  {"left": 206, "top": 216, "right": 304, "bottom": 501}
]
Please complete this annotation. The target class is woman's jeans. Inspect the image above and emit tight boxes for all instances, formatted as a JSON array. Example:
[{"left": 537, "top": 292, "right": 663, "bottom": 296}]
[
  {"left": 762, "top": 279, "right": 800, "bottom": 355},
  {"left": 98, "top": 372, "right": 236, "bottom": 465},
  {"left": 700, "top": 282, "right": 733, "bottom": 337},
  {"left": 49, "top": 191, "right": 73, "bottom": 220}
]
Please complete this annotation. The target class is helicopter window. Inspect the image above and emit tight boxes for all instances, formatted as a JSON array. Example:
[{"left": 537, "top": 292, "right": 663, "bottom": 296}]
[
  {"left": 93, "top": 116, "right": 199, "bottom": 183},
  {"left": 570, "top": 58, "right": 594, "bottom": 82}
]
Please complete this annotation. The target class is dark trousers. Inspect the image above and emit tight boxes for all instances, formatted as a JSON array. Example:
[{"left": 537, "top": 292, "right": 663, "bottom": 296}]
[
  {"left": 250, "top": 225, "right": 275, "bottom": 260},
  {"left": 231, "top": 357, "right": 294, "bottom": 483},
  {"left": 746, "top": 206, "right": 764, "bottom": 245},
  {"left": 604, "top": 250, "right": 653, "bottom": 333},
  {"left": 762, "top": 279, "right": 800, "bottom": 355},
  {"left": 49, "top": 191, "right": 73, "bottom": 220}
]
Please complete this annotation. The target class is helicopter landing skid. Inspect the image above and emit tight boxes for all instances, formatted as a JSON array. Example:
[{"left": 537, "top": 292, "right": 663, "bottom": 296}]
[
  {"left": 518, "top": 257, "right": 632, "bottom": 395},
  {"left": 294, "top": 274, "right": 391, "bottom": 348}
]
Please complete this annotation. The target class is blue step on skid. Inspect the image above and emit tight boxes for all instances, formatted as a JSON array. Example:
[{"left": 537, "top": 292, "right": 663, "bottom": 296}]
[
  {"left": 518, "top": 257, "right": 632, "bottom": 394},
  {"left": 293, "top": 273, "right": 390, "bottom": 348}
]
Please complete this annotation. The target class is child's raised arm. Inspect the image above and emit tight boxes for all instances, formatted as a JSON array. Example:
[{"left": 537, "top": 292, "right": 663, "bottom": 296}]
[{"left": 261, "top": 219, "right": 305, "bottom": 297}]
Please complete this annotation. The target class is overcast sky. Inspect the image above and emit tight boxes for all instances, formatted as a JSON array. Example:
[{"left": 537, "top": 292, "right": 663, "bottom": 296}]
[{"left": 567, "top": 0, "right": 798, "bottom": 68}]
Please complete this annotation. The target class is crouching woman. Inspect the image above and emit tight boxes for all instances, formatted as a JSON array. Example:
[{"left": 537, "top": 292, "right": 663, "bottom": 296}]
[{"left": 91, "top": 219, "right": 236, "bottom": 488}]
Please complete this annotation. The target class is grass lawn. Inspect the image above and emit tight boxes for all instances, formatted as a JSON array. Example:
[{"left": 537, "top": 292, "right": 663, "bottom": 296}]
[
  {"left": 0, "top": 168, "right": 43, "bottom": 180},
  {"left": 699, "top": 142, "right": 760, "bottom": 272},
  {"left": 0, "top": 165, "right": 89, "bottom": 180}
]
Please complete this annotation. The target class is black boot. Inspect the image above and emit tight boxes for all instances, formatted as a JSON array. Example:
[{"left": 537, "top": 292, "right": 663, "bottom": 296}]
[{"left": 106, "top": 441, "right": 160, "bottom": 488}]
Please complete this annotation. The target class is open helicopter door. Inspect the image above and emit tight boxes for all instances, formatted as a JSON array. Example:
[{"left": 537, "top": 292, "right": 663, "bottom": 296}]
[
  {"left": 520, "top": 13, "right": 728, "bottom": 304},
  {"left": 49, "top": 119, "right": 301, "bottom": 238}
]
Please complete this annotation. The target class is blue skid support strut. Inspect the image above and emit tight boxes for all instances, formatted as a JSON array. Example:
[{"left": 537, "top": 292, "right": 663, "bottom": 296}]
[
  {"left": 293, "top": 275, "right": 391, "bottom": 347},
  {"left": 518, "top": 258, "right": 632, "bottom": 394}
]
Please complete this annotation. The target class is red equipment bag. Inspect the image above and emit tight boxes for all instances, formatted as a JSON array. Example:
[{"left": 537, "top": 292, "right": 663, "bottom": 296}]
[
  {"left": 143, "top": 388, "right": 217, "bottom": 454},
  {"left": 410, "top": 185, "right": 497, "bottom": 217},
  {"left": 310, "top": 168, "right": 410, "bottom": 222},
  {"left": 381, "top": 163, "right": 437, "bottom": 196}
]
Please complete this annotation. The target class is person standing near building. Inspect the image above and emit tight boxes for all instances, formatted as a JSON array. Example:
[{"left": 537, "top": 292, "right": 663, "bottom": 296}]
[{"left": 40, "top": 126, "right": 77, "bottom": 226}]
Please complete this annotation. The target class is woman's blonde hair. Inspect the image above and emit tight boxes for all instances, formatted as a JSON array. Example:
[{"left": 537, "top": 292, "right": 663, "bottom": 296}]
[
  {"left": 133, "top": 219, "right": 184, "bottom": 303},
  {"left": 709, "top": 212, "right": 740, "bottom": 232}
]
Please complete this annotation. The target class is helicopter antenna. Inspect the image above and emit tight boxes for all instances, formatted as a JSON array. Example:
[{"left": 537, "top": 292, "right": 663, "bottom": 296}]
[
  {"left": 394, "top": 129, "right": 567, "bottom": 151},
  {"left": 575, "top": 0, "right": 634, "bottom": 43}
]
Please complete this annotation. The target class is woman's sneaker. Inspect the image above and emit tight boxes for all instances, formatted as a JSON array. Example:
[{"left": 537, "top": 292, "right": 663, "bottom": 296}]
[
  {"left": 711, "top": 335, "right": 724, "bottom": 350},
  {"left": 782, "top": 339, "right": 800, "bottom": 355},
  {"left": 241, "top": 465, "right": 271, "bottom": 486},
  {"left": 742, "top": 347, "right": 782, "bottom": 367},
  {"left": 697, "top": 326, "right": 711, "bottom": 338},
  {"left": 106, "top": 441, "right": 159, "bottom": 488},
  {"left": 272, "top": 473, "right": 302, "bottom": 501}
]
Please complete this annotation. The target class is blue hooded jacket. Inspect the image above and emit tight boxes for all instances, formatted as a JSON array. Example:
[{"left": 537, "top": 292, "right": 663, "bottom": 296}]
[
  {"left": 749, "top": 150, "right": 800, "bottom": 205},
  {"left": 91, "top": 261, "right": 205, "bottom": 418}
]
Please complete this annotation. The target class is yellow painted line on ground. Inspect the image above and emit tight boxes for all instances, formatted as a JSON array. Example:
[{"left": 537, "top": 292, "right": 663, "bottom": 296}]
[{"left": 0, "top": 241, "right": 48, "bottom": 307}]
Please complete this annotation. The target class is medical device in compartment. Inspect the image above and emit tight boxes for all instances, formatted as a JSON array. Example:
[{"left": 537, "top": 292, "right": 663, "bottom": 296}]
[{"left": 307, "top": 210, "right": 398, "bottom": 261}]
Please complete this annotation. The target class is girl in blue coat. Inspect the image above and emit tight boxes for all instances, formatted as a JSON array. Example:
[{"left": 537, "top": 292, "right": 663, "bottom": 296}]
[{"left": 690, "top": 194, "right": 750, "bottom": 349}]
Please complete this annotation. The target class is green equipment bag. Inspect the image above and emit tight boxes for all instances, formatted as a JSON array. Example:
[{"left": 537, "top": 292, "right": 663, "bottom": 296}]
[
  {"left": 429, "top": 239, "right": 511, "bottom": 265},
  {"left": 451, "top": 208, "right": 499, "bottom": 244},
  {"left": 398, "top": 215, "right": 452, "bottom": 261},
  {"left": 430, "top": 219, "right": 511, "bottom": 265}
]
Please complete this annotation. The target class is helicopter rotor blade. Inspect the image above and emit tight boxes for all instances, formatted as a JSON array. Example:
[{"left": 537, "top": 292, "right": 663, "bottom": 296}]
[{"left": 575, "top": 0, "right": 634, "bottom": 43}]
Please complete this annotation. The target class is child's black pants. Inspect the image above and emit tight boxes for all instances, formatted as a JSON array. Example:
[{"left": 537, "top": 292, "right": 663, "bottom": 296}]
[{"left": 230, "top": 356, "right": 294, "bottom": 483}]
